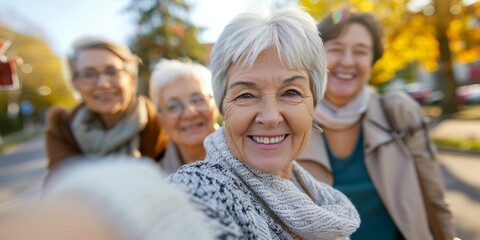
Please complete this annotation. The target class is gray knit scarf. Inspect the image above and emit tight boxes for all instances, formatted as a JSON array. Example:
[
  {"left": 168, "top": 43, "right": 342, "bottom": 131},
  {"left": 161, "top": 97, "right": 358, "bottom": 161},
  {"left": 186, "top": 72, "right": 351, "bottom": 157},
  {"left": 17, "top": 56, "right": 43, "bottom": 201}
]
[
  {"left": 71, "top": 96, "right": 148, "bottom": 157},
  {"left": 204, "top": 129, "right": 360, "bottom": 239}
]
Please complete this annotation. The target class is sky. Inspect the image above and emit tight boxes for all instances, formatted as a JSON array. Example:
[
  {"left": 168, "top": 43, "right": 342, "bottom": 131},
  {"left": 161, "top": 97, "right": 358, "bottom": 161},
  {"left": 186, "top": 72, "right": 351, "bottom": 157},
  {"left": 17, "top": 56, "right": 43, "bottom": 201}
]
[
  {"left": 0, "top": 0, "right": 251, "bottom": 56},
  {"left": 0, "top": 0, "right": 478, "bottom": 57}
]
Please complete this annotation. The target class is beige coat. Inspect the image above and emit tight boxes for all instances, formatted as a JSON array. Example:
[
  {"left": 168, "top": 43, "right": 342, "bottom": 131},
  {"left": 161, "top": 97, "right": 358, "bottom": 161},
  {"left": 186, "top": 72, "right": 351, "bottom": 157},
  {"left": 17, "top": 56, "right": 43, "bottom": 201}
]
[{"left": 297, "top": 91, "right": 454, "bottom": 240}]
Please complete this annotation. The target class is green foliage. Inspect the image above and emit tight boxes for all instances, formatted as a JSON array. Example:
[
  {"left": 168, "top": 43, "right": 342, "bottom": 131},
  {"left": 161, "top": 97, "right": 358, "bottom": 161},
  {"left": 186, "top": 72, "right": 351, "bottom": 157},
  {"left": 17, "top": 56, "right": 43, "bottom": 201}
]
[
  {"left": 433, "top": 137, "right": 480, "bottom": 152},
  {"left": 0, "top": 24, "right": 77, "bottom": 135},
  {"left": 0, "top": 128, "right": 42, "bottom": 154},
  {"left": 127, "top": 0, "right": 207, "bottom": 94}
]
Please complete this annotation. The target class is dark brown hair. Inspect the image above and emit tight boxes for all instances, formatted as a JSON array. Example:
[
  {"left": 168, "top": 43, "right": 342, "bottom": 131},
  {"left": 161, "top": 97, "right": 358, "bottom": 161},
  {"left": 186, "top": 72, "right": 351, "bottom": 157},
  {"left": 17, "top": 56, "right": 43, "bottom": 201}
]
[{"left": 318, "top": 8, "right": 384, "bottom": 66}]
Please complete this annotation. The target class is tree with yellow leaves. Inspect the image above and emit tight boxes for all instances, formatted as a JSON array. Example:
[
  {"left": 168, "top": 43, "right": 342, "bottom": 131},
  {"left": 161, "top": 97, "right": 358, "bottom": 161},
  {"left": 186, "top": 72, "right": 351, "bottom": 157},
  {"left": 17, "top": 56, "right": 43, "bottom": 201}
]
[{"left": 301, "top": 0, "right": 479, "bottom": 114}]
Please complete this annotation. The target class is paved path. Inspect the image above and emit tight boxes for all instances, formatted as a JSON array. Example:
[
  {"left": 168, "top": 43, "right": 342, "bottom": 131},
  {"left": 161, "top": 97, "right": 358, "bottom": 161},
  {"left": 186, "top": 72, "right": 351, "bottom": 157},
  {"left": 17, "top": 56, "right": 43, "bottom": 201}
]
[
  {"left": 438, "top": 151, "right": 480, "bottom": 240},
  {"left": 431, "top": 119, "right": 480, "bottom": 140},
  {"left": 0, "top": 135, "right": 47, "bottom": 219}
]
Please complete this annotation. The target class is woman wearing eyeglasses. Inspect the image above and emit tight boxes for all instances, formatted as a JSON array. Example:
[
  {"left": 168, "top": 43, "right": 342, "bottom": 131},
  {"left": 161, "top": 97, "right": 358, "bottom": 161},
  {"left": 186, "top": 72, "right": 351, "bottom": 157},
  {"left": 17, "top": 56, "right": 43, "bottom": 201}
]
[
  {"left": 44, "top": 37, "right": 168, "bottom": 170},
  {"left": 149, "top": 59, "right": 219, "bottom": 174}
]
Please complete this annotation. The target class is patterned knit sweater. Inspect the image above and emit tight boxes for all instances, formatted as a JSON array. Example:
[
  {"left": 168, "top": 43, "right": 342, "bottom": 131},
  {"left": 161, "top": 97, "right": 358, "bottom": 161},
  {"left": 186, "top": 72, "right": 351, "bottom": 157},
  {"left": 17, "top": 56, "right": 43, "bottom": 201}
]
[{"left": 168, "top": 129, "right": 360, "bottom": 240}]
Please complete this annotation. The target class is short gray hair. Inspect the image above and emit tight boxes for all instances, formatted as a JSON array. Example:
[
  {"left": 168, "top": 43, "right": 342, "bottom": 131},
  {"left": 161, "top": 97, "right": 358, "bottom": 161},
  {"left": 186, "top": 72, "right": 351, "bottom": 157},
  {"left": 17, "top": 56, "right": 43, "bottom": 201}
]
[
  {"left": 68, "top": 37, "right": 141, "bottom": 79},
  {"left": 149, "top": 58, "right": 212, "bottom": 107},
  {"left": 210, "top": 4, "right": 327, "bottom": 113}
]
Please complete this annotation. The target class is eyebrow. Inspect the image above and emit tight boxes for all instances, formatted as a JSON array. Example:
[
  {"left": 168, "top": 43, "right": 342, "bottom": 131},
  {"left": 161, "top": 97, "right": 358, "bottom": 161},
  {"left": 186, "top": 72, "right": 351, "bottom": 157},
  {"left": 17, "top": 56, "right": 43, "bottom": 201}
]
[
  {"left": 77, "top": 65, "right": 122, "bottom": 72},
  {"left": 284, "top": 75, "right": 308, "bottom": 84},
  {"left": 228, "top": 75, "right": 307, "bottom": 90},
  {"left": 327, "top": 41, "right": 372, "bottom": 50}
]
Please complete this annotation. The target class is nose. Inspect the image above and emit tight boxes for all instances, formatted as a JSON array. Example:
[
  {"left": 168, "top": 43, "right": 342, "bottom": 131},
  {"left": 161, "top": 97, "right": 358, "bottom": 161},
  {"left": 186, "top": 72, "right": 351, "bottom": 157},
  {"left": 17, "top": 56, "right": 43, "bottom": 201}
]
[
  {"left": 182, "top": 104, "right": 199, "bottom": 118},
  {"left": 96, "top": 74, "right": 113, "bottom": 87},
  {"left": 339, "top": 50, "right": 355, "bottom": 66},
  {"left": 255, "top": 97, "right": 283, "bottom": 128}
]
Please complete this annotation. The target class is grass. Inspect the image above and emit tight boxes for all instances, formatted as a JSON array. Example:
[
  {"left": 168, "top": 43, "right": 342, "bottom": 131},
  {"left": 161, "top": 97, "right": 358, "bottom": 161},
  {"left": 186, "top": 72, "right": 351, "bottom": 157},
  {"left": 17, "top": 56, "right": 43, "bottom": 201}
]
[
  {"left": 424, "top": 105, "right": 480, "bottom": 153},
  {"left": 0, "top": 129, "right": 43, "bottom": 154},
  {"left": 433, "top": 137, "right": 480, "bottom": 152}
]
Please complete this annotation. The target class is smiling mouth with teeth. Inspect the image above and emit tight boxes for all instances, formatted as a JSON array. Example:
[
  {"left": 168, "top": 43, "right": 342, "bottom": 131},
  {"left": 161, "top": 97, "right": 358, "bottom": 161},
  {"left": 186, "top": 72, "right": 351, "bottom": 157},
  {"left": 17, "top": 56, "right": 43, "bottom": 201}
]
[
  {"left": 181, "top": 122, "right": 205, "bottom": 131},
  {"left": 251, "top": 135, "right": 286, "bottom": 144},
  {"left": 335, "top": 73, "right": 355, "bottom": 80}
]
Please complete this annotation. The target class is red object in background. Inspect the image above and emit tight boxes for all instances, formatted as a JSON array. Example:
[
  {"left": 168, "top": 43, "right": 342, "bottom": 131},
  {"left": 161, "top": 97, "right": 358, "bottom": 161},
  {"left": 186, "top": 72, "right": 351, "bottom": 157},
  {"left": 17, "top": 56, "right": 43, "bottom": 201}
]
[
  {"left": 405, "top": 82, "right": 432, "bottom": 104},
  {"left": 0, "top": 38, "right": 11, "bottom": 54},
  {"left": 469, "top": 62, "right": 480, "bottom": 80},
  {"left": 0, "top": 58, "right": 19, "bottom": 90},
  {"left": 456, "top": 84, "right": 480, "bottom": 104}
]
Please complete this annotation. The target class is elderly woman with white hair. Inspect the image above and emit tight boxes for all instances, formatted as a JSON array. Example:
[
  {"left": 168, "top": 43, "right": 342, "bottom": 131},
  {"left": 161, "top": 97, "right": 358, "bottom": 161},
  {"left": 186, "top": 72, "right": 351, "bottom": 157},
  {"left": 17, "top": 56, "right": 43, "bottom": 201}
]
[
  {"left": 168, "top": 4, "right": 360, "bottom": 240},
  {"left": 149, "top": 59, "right": 219, "bottom": 174}
]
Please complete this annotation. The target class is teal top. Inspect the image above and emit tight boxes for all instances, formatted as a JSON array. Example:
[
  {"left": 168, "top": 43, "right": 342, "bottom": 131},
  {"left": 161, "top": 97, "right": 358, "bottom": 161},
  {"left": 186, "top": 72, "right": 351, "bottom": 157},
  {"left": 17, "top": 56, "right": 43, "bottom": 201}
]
[{"left": 324, "top": 129, "right": 404, "bottom": 240}]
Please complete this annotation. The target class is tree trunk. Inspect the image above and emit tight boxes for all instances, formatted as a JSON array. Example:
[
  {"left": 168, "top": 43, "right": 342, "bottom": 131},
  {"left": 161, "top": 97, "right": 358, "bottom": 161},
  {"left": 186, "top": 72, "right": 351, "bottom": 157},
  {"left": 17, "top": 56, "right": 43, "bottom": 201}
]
[
  {"left": 435, "top": 0, "right": 459, "bottom": 116},
  {"left": 436, "top": 29, "right": 459, "bottom": 115}
]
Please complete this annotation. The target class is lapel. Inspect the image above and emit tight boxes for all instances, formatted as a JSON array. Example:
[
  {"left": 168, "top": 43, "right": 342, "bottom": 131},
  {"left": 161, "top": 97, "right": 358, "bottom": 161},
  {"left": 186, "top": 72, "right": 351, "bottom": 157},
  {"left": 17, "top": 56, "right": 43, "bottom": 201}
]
[
  {"left": 298, "top": 126, "right": 331, "bottom": 171},
  {"left": 362, "top": 94, "right": 394, "bottom": 155}
]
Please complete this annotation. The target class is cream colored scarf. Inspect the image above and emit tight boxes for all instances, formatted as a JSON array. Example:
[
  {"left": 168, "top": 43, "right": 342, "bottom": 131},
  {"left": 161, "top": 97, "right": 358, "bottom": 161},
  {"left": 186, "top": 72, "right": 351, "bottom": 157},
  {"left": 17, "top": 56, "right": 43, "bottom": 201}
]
[
  {"left": 71, "top": 97, "right": 148, "bottom": 158},
  {"left": 314, "top": 86, "right": 371, "bottom": 130}
]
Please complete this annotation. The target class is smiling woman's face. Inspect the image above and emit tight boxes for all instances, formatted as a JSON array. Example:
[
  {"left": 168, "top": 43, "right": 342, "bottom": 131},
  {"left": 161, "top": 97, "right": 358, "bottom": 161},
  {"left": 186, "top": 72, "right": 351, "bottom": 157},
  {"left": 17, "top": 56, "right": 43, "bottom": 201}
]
[
  {"left": 222, "top": 48, "right": 315, "bottom": 177},
  {"left": 324, "top": 23, "right": 373, "bottom": 107},
  {"left": 73, "top": 48, "right": 136, "bottom": 116},
  {"left": 156, "top": 76, "right": 218, "bottom": 148}
]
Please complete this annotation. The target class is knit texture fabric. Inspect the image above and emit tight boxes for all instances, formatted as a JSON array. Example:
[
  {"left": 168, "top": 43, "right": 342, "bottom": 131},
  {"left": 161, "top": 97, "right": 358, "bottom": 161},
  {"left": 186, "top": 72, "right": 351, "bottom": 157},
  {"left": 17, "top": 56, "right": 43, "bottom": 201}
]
[{"left": 168, "top": 128, "right": 360, "bottom": 240}]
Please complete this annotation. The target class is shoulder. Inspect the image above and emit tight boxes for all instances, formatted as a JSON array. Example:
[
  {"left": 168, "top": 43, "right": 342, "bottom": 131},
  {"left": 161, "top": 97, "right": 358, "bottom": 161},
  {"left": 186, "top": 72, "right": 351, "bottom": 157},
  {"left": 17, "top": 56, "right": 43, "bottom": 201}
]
[
  {"left": 46, "top": 105, "right": 68, "bottom": 124},
  {"left": 45, "top": 104, "right": 82, "bottom": 129},
  {"left": 168, "top": 161, "right": 249, "bottom": 238},
  {"left": 138, "top": 94, "right": 164, "bottom": 135},
  {"left": 168, "top": 160, "right": 250, "bottom": 209},
  {"left": 379, "top": 90, "right": 427, "bottom": 126},
  {"left": 381, "top": 90, "right": 422, "bottom": 110},
  {"left": 138, "top": 95, "right": 168, "bottom": 159},
  {"left": 168, "top": 161, "right": 237, "bottom": 194},
  {"left": 139, "top": 95, "right": 158, "bottom": 115}
]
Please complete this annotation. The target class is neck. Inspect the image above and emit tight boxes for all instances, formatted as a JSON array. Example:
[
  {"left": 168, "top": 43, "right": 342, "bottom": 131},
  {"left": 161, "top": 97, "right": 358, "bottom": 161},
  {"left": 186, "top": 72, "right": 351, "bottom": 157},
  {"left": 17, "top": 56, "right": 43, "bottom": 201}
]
[
  {"left": 326, "top": 96, "right": 351, "bottom": 108},
  {"left": 276, "top": 162, "right": 293, "bottom": 179},
  {"left": 100, "top": 111, "right": 125, "bottom": 129},
  {"left": 178, "top": 144, "right": 206, "bottom": 164},
  {"left": 99, "top": 97, "right": 135, "bottom": 129}
]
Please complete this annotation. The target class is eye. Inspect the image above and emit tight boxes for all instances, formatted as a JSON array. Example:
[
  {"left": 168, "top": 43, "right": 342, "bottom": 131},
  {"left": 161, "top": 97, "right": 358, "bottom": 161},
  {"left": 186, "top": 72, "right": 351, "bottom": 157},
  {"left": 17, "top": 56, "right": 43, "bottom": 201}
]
[
  {"left": 79, "top": 70, "right": 98, "bottom": 79},
  {"left": 105, "top": 68, "right": 120, "bottom": 78},
  {"left": 325, "top": 46, "right": 343, "bottom": 53},
  {"left": 235, "top": 92, "right": 255, "bottom": 99},
  {"left": 282, "top": 89, "right": 301, "bottom": 97},
  {"left": 354, "top": 49, "right": 370, "bottom": 56},
  {"left": 167, "top": 100, "right": 183, "bottom": 112},
  {"left": 191, "top": 94, "right": 207, "bottom": 106}
]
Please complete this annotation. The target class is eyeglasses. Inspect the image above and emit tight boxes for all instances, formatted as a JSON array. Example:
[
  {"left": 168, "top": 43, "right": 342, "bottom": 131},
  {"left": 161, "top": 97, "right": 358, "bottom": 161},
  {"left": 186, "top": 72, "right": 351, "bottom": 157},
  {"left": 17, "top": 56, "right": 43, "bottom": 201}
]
[
  {"left": 159, "top": 94, "right": 212, "bottom": 118},
  {"left": 74, "top": 68, "right": 126, "bottom": 86}
]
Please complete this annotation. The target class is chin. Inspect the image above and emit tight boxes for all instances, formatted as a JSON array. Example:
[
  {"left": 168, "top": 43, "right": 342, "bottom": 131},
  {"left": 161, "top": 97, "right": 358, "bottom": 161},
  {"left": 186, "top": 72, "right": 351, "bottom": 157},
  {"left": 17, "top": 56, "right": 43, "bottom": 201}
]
[
  {"left": 96, "top": 107, "right": 124, "bottom": 115},
  {"left": 249, "top": 158, "right": 289, "bottom": 174}
]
